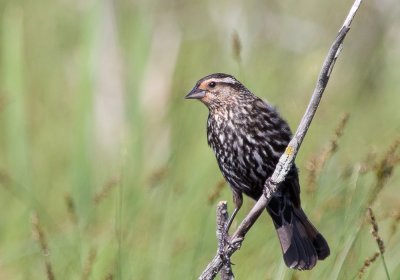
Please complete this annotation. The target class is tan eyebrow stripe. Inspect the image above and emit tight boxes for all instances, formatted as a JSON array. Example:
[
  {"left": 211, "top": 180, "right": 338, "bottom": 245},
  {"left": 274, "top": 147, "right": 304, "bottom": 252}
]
[
  {"left": 216, "top": 77, "right": 237, "bottom": 84},
  {"left": 199, "top": 77, "right": 237, "bottom": 89}
]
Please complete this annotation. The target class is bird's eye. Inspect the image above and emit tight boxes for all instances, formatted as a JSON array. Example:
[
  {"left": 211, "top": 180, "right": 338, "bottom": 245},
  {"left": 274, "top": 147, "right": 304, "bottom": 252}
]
[{"left": 208, "top": 82, "right": 216, "bottom": 88}]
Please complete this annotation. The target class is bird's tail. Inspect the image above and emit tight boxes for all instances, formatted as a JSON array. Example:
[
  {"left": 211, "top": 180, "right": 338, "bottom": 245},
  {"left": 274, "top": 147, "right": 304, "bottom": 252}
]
[{"left": 266, "top": 195, "right": 330, "bottom": 270}]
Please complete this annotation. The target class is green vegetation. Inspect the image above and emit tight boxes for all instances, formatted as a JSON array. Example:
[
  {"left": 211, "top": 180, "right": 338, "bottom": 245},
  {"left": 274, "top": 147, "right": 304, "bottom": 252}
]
[{"left": 0, "top": 1, "right": 399, "bottom": 279}]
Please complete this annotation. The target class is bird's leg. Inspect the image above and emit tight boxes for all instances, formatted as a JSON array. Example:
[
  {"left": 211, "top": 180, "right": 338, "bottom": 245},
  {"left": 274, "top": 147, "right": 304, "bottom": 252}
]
[
  {"left": 225, "top": 190, "right": 243, "bottom": 233},
  {"left": 225, "top": 207, "right": 239, "bottom": 235},
  {"left": 224, "top": 191, "right": 243, "bottom": 244}
]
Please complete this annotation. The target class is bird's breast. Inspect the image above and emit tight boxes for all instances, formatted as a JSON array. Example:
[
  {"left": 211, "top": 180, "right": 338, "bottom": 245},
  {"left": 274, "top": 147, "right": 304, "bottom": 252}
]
[{"left": 207, "top": 113, "right": 273, "bottom": 187}]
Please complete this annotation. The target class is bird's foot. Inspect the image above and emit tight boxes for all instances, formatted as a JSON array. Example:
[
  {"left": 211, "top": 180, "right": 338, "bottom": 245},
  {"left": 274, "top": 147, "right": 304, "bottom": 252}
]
[
  {"left": 263, "top": 178, "right": 277, "bottom": 199},
  {"left": 218, "top": 236, "right": 244, "bottom": 265},
  {"left": 229, "top": 236, "right": 244, "bottom": 251}
]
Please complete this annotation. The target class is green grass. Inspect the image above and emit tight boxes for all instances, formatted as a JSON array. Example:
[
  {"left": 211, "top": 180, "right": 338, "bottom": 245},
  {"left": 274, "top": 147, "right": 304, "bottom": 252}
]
[{"left": 0, "top": 1, "right": 400, "bottom": 279}]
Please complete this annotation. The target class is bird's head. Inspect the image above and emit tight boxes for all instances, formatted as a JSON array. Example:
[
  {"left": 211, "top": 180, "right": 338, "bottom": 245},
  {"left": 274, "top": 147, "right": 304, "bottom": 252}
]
[{"left": 185, "top": 73, "right": 252, "bottom": 110}]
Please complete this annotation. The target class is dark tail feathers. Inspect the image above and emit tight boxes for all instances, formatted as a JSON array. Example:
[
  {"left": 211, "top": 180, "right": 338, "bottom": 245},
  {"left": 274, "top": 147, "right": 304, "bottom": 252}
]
[{"left": 267, "top": 196, "right": 330, "bottom": 270}]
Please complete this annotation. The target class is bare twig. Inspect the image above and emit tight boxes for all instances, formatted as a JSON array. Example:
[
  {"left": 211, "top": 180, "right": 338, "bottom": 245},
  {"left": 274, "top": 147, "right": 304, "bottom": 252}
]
[
  {"left": 216, "top": 202, "right": 229, "bottom": 257},
  {"left": 216, "top": 202, "right": 234, "bottom": 280},
  {"left": 201, "top": 202, "right": 237, "bottom": 279},
  {"left": 199, "top": 1, "right": 363, "bottom": 279}
]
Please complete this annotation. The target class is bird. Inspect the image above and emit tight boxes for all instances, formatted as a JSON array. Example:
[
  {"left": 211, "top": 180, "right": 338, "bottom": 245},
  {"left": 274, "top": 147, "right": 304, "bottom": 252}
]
[{"left": 185, "top": 73, "right": 330, "bottom": 270}]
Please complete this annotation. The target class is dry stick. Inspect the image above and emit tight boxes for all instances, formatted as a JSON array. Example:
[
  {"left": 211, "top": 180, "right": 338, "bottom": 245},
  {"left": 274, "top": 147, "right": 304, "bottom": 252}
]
[
  {"left": 199, "top": 1, "right": 363, "bottom": 279},
  {"left": 216, "top": 202, "right": 234, "bottom": 280}
]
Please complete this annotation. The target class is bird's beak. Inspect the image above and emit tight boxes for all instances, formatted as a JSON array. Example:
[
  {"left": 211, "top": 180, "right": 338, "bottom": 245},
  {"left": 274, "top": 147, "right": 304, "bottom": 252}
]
[{"left": 185, "top": 88, "right": 206, "bottom": 100}]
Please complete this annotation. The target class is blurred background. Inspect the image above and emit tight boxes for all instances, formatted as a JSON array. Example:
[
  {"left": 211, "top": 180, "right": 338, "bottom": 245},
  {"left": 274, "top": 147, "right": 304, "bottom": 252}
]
[{"left": 0, "top": 0, "right": 399, "bottom": 279}]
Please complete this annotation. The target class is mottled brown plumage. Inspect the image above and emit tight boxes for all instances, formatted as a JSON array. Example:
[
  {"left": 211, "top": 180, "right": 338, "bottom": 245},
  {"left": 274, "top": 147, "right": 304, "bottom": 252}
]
[{"left": 186, "top": 73, "right": 330, "bottom": 270}]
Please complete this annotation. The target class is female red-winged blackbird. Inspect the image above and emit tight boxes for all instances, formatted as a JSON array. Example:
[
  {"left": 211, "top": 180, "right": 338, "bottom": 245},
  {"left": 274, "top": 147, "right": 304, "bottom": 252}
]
[{"left": 186, "top": 73, "right": 330, "bottom": 270}]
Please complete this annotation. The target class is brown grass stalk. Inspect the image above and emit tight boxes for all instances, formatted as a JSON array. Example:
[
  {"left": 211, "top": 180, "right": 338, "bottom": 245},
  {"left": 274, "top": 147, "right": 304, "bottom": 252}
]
[
  {"left": 366, "top": 207, "right": 390, "bottom": 279},
  {"left": 64, "top": 193, "right": 77, "bottom": 224},
  {"left": 368, "top": 137, "right": 400, "bottom": 205},
  {"left": 104, "top": 273, "right": 113, "bottom": 280},
  {"left": 208, "top": 179, "right": 226, "bottom": 204},
  {"left": 94, "top": 175, "right": 121, "bottom": 204},
  {"left": 31, "top": 212, "right": 55, "bottom": 280},
  {"left": 147, "top": 166, "right": 168, "bottom": 188},
  {"left": 389, "top": 209, "right": 400, "bottom": 240},
  {"left": 357, "top": 252, "right": 380, "bottom": 279},
  {"left": 81, "top": 248, "right": 97, "bottom": 280},
  {"left": 232, "top": 31, "right": 242, "bottom": 64},
  {"left": 306, "top": 113, "right": 349, "bottom": 192},
  {"left": 367, "top": 207, "right": 385, "bottom": 255}
]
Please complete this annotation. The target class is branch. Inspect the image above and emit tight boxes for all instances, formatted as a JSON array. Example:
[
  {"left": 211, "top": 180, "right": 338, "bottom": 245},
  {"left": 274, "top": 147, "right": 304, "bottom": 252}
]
[
  {"left": 199, "top": 0, "right": 363, "bottom": 279},
  {"left": 216, "top": 202, "right": 235, "bottom": 280}
]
